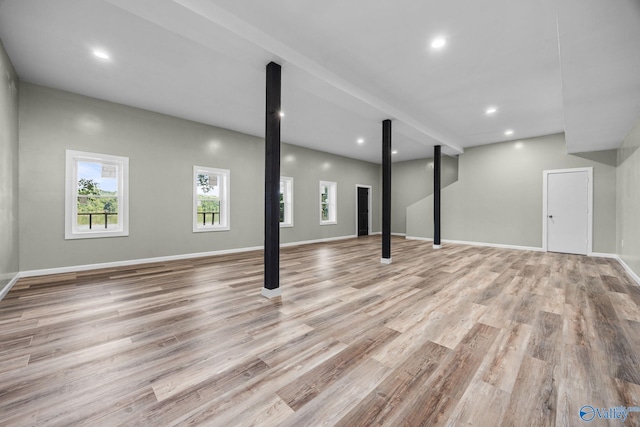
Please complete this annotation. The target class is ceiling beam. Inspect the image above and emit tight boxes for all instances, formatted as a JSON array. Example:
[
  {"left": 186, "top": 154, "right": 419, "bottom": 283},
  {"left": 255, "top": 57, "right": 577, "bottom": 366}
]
[
  {"left": 173, "top": 0, "right": 463, "bottom": 154},
  {"left": 105, "top": 0, "right": 463, "bottom": 155}
]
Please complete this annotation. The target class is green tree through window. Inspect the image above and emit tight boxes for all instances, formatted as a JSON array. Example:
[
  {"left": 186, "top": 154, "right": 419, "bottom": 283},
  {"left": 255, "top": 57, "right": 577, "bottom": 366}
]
[
  {"left": 66, "top": 150, "right": 128, "bottom": 239},
  {"left": 196, "top": 173, "right": 221, "bottom": 226},
  {"left": 76, "top": 173, "right": 119, "bottom": 227}
]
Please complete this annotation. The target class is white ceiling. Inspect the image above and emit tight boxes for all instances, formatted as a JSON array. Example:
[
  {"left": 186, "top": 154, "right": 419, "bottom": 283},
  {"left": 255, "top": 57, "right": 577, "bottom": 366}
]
[{"left": 0, "top": 0, "right": 638, "bottom": 162}]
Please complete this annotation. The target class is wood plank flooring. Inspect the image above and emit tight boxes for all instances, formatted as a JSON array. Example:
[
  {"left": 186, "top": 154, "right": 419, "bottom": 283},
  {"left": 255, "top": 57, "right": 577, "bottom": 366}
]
[{"left": 2, "top": 236, "right": 640, "bottom": 426}]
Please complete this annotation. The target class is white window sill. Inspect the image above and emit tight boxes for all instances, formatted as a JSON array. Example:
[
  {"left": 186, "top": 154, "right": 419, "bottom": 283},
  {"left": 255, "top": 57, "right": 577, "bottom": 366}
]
[
  {"left": 65, "top": 230, "right": 128, "bottom": 240},
  {"left": 193, "top": 226, "right": 230, "bottom": 233}
]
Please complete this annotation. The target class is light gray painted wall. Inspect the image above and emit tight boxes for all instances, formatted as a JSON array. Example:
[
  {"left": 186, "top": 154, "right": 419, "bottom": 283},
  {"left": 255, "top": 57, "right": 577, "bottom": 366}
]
[
  {"left": 18, "top": 83, "right": 380, "bottom": 271},
  {"left": 617, "top": 118, "right": 640, "bottom": 277},
  {"left": 391, "top": 156, "right": 458, "bottom": 234},
  {"left": 280, "top": 143, "right": 380, "bottom": 243},
  {"left": 407, "top": 134, "right": 617, "bottom": 253},
  {"left": 0, "top": 39, "right": 19, "bottom": 289},
  {"left": 14, "top": 82, "right": 628, "bottom": 272}
]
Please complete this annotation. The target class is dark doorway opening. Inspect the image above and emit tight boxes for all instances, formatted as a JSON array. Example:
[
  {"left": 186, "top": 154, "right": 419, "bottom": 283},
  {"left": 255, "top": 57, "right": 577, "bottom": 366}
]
[{"left": 357, "top": 187, "right": 369, "bottom": 236}]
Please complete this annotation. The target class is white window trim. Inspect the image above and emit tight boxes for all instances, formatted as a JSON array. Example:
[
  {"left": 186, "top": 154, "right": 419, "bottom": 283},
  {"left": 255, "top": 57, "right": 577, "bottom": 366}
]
[
  {"left": 280, "top": 176, "right": 294, "bottom": 228},
  {"left": 65, "top": 150, "right": 129, "bottom": 240},
  {"left": 319, "top": 180, "right": 337, "bottom": 225},
  {"left": 193, "top": 166, "right": 230, "bottom": 233}
]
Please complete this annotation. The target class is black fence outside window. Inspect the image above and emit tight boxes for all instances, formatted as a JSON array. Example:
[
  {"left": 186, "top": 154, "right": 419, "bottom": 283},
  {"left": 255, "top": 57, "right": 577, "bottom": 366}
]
[
  {"left": 198, "top": 212, "right": 220, "bottom": 226},
  {"left": 77, "top": 212, "right": 118, "bottom": 229}
]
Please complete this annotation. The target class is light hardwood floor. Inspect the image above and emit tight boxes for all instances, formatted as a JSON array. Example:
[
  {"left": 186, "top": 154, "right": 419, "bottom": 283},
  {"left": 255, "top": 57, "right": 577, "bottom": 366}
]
[{"left": 2, "top": 237, "right": 640, "bottom": 426}]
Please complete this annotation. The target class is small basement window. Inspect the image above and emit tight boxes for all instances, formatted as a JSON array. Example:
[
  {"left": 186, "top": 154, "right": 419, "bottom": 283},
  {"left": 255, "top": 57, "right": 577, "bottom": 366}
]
[
  {"left": 320, "top": 180, "right": 337, "bottom": 225},
  {"left": 193, "top": 166, "right": 230, "bottom": 232},
  {"left": 65, "top": 150, "right": 129, "bottom": 239}
]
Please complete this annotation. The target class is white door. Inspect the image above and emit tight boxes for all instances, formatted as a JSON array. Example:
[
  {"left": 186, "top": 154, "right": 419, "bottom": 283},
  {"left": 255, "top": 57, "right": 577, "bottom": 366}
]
[{"left": 546, "top": 170, "right": 589, "bottom": 255}]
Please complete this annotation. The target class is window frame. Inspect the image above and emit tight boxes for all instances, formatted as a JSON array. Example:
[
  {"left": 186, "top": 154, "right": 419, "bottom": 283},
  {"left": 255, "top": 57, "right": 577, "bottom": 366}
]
[
  {"left": 65, "top": 150, "right": 129, "bottom": 240},
  {"left": 319, "top": 180, "right": 337, "bottom": 225},
  {"left": 193, "top": 165, "right": 230, "bottom": 233},
  {"left": 280, "top": 176, "right": 294, "bottom": 228}
]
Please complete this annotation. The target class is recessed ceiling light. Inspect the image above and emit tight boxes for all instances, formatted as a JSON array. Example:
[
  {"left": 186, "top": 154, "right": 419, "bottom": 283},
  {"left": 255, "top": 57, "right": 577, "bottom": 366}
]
[
  {"left": 279, "top": 111, "right": 285, "bottom": 118},
  {"left": 505, "top": 130, "right": 514, "bottom": 136},
  {"left": 431, "top": 37, "right": 447, "bottom": 49},
  {"left": 485, "top": 107, "right": 497, "bottom": 115},
  {"left": 357, "top": 138, "right": 364, "bottom": 144},
  {"left": 392, "top": 150, "right": 398, "bottom": 154},
  {"left": 92, "top": 50, "right": 110, "bottom": 60}
]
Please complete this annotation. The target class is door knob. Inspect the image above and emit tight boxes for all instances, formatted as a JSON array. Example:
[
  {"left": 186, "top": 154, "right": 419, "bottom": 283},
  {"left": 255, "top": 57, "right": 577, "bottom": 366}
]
[{"left": 548, "top": 215, "right": 553, "bottom": 218}]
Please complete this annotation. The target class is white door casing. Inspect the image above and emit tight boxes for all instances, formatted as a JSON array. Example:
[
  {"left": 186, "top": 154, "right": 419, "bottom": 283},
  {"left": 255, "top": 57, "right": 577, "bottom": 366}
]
[{"left": 543, "top": 168, "right": 593, "bottom": 255}]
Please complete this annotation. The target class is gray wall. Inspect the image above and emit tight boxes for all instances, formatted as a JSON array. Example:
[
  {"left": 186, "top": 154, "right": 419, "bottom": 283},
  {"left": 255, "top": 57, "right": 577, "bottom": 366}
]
[
  {"left": 407, "top": 133, "right": 617, "bottom": 253},
  {"left": 617, "top": 118, "right": 640, "bottom": 277},
  {"left": 12, "top": 82, "right": 632, "bottom": 273},
  {"left": 391, "top": 156, "right": 458, "bottom": 234},
  {"left": 0, "top": 39, "right": 19, "bottom": 289},
  {"left": 281, "top": 143, "right": 380, "bottom": 243},
  {"left": 18, "top": 83, "right": 380, "bottom": 271}
]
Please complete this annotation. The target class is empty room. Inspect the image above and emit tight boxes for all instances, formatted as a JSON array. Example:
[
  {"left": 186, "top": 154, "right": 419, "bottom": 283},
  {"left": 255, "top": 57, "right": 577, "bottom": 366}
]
[{"left": 1, "top": 0, "right": 640, "bottom": 426}]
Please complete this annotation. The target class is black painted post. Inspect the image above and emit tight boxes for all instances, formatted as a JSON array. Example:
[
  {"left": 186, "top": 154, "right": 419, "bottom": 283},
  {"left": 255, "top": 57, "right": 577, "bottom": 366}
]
[
  {"left": 434, "top": 145, "right": 442, "bottom": 249},
  {"left": 263, "top": 62, "right": 282, "bottom": 298},
  {"left": 382, "top": 119, "right": 392, "bottom": 264}
]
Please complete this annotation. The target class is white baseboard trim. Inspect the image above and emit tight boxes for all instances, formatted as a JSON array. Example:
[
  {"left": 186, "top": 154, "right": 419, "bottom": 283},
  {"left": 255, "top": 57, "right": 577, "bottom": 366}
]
[
  {"left": 0, "top": 273, "right": 20, "bottom": 301},
  {"left": 16, "top": 232, "right": 638, "bottom": 288},
  {"left": 405, "top": 235, "right": 545, "bottom": 252},
  {"left": 405, "top": 236, "right": 640, "bottom": 285},
  {"left": 391, "top": 232, "right": 407, "bottom": 237},
  {"left": 20, "top": 235, "right": 359, "bottom": 278},
  {"left": 615, "top": 256, "right": 640, "bottom": 286},
  {"left": 590, "top": 252, "right": 618, "bottom": 259},
  {"left": 280, "top": 235, "right": 356, "bottom": 248},
  {"left": 20, "top": 245, "right": 264, "bottom": 278},
  {"left": 404, "top": 236, "right": 432, "bottom": 242}
]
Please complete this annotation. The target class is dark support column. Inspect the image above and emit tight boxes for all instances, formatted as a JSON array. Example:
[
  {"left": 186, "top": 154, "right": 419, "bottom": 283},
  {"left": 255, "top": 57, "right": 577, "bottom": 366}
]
[
  {"left": 433, "top": 145, "right": 442, "bottom": 249},
  {"left": 381, "top": 119, "right": 392, "bottom": 264},
  {"left": 263, "top": 62, "right": 282, "bottom": 298}
]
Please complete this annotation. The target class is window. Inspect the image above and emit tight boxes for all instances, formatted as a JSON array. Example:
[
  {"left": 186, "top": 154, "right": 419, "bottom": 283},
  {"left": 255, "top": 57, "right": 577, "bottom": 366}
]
[
  {"left": 280, "top": 176, "right": 294, "bottom": 227},
  {"left": 193, "top": 166, "right": 230, "bottom": 232},
  {"left": 65, "top": 150, "right": 129, "bottom": 239},
  {"left": 320, "top": 180, "right": 337, "bottom": 225}
]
